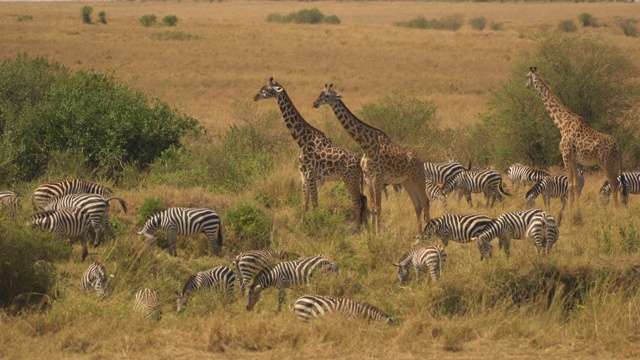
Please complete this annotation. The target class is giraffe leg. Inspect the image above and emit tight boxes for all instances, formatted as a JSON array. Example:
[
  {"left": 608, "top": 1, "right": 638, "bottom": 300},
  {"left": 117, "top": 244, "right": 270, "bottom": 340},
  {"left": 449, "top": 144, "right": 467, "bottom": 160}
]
[
  {"left": 343, "top": 172, "right": 364, "bottom": 231},
  {"left": 604, "top": 166, "right": 620, "bottom": 206},
  {"left": 371, "top": 179, "right": 384, "bottom": 234},
  {"left": 403, "top": 178, "right": 429, "bottom": 233}
]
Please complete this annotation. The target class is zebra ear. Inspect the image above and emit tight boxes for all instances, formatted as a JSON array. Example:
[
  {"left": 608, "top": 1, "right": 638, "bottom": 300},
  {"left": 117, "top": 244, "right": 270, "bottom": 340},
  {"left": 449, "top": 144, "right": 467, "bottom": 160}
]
[{"left": 392, "top": 263, "right": 400, "bottom": 267}]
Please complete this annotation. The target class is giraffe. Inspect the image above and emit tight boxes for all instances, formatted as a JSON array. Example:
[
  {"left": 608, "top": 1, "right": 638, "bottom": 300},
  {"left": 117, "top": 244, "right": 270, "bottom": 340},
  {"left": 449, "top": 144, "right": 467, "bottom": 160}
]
[
  {"left": 525, "top": 66, "right": 624, "bottom": 205},
  {"left": 253, "top": 78, "right": 368, "bottom": 230},
  {"left": 312, "top": 83, "right": 430, "bottom": 234}
]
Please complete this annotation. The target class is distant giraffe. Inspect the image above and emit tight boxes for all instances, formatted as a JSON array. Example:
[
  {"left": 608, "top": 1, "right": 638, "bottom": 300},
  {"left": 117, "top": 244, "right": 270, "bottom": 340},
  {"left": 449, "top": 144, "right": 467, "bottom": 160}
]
[
  {"left": 313, "top": 83, "right": 430, "bottom": 233},
  {"left": 254, "top": 78, "right": 368, "bottom": 230},
  {"left": 526, "top": 67, "right": 624, "bottom": 205}
]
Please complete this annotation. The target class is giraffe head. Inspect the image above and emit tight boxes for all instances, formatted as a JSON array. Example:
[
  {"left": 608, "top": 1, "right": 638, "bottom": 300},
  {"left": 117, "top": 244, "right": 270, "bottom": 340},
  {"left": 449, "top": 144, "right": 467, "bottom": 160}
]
[
  {"left": 312, "top": 83, "right": 341, "bottom": 108},
  {"left": 253, "top": 77, "right": 283, "bottom": 102},
  {"left": 525, "top": 66, "right": 538, "bottom": 88}
]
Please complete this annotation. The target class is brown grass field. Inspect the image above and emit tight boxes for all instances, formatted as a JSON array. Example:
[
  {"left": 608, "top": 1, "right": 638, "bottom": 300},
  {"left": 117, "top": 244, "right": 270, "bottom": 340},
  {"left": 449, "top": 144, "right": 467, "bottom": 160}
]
[{"left": 2, "top": 1, "right": 640, "bottom": 359}]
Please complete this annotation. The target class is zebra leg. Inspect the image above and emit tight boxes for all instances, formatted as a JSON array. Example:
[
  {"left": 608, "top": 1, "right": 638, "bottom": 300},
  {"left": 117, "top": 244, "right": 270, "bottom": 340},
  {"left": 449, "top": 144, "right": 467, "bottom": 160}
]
[
  {"left": 168, "top": 230, "right": 178, "bottom": 257},
  {"left": 277, "top": 288, "right": 286, "bottom": 312},
  {"left": 498, "top": 235, "right": 511, "bottom": 257},
  {"left": 464, "top": 192, "right": 473, "bottom": 207},
  {"left": 92, "top": 219, "right": 102, "bottom": 248},
  {"left": 81, "top": 233, "right": 89, "bottom": 261}
]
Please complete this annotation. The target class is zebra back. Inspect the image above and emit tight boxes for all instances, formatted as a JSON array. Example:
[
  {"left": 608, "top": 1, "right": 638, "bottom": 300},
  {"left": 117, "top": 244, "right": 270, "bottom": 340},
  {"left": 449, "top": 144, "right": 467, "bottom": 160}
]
[
  {"left": 0, "top": 192, "right": 20, "bottom": 218},
  {"left": 394, "top": 245, "right": 446, "bottom": 283},
  {"left": 420, "top": 214, "right": 492, "bottom": 246},
  {"left": 81, "top": 261, "right": 109, "bottom": 297},
  {"left": 294, "top": 295, "right": 392, "bottom": 324},
  {"left": 176, "top": 265, "right": 236, "bottom": 313},
  {"left": 423, "top": 160, "right": 466, "bottom": 185},
  {"left": 233, "top": 249, "right": 298, "bottom": 295},
  {"left": 29, "top": 207, "right": 93, "bottom": 260},
  {"left": 506, "top": 163, "right": 550, "bottom": 185},
  {"left": 31, "top": 179, "right": 115, "bottom": 211}
]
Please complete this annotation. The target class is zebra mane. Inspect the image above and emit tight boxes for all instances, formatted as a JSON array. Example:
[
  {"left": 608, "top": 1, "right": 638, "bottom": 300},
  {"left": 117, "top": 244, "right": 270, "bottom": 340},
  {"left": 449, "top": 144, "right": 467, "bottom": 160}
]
[
  {"left": 394, "top": 250, "right": 414, "bottom": 266},
  {"left": 525, "top": 180, "right": 543, "bottom": 198}
]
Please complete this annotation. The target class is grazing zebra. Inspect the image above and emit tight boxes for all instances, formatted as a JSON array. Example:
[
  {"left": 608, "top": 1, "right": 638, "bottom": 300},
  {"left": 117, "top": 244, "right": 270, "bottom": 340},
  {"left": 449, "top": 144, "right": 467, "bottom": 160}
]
[
  {"left": 293, "top": 294, "right": 393, "bottom": 324},
  {"left": 506, "top": 163, "right": 551, "bottom": 187},
  {"left": 44, "top": 193, "right": 128, "bottom": 247},
  {"left": 176, "top": 266, "right": 236, "bottom": 313},
  {"left": 29, "top": 207, "right": 93, "bottom": 261},
  {"left": 0, "top": 191, "right": 20, "bottom": 218},
  {"left": 80, "top": 261, "right": 110, "bottom": 297},
  {"left": 393, "top": 244, "right": 446, "bottom": 284},
  {"left": 424, "top": 160, "right": 469, "bottom": 188},
  {"left": 134, "top": 288, "right": 162, "bottom": 321},
  {"left": 138, "top": 207, "right": 222, "bottom": 257},
  {"left": 418, "top": 213, "right": 492, "bottom": 247},
  {"left": 524, "top": 171, "right": 583, "bottom": 210},
  {"left": 600, "top": 173, "right": 638, "bottom": 205},
  {"left": 425, "top": 179, "right": 447, "bottom": 205},
  {"left": 471, "top": 209, "right": 543, "bottom": 260},
  {"left": 246, "top": 254, "right": 339, "bottom": 312},
  {"left": 443, "top": 169, "right": 511, "bottom": 207},
  {"left": 233, "top": 249, "right": 299, "bottom": 295},
  {"left": 525, "top": 211, "right": 559, "bottom": 255},
  {"left": 31, "top": 179, "right": 117, "bottom": 211}
]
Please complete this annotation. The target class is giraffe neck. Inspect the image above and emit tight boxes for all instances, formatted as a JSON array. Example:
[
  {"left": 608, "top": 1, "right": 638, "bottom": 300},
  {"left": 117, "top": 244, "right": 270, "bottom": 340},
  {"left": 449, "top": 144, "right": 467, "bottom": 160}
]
[
  {"left": 330, "top": 99, "right": 386, "bottom": 153},
  {"left": 276, "top": 89, "right": 326, "bottom": 149},
  {"left": 532, "top": 74, "right": 581, "bottom": 135}
]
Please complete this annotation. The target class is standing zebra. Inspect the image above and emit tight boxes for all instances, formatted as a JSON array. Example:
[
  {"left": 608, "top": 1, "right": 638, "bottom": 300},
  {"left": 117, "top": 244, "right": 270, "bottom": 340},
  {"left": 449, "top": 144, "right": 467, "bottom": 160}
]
[
  {"left": 471, "top": 209, "right": 543, "bottom": 260},
  {"left": 134, "top": 288, "right": 162, "bottom": 321},
  {"left": 44, "top": 193, "right": 128, "bottom": 247},
  {"left": 138, "top": 207, "right": 222, "bottom": 257},
  {"left": 600, "top": 173, "right": 637, "bottom": 205},
  {"left": 418, "top": 213, "right": 492, "bottom": 247},
  {"left": 246, "top": 254, "right": 339, "bottom": 312},
  {"left": 524, "top": 171, "right": 584, "bottom": 210},
  {"left": 424, "top": 160, "right": 469, "bottom": 188},
  {"left": 233, "top": 249, "right": 299, "bottom": 295},
  {"left": 506, "top": 163, "right": 550, "bottom": 187},
  {"left": 443, "top": 169, "right": 511, "bottom": 207},
  {"left": 293, "top": 294, "right": 393, "bottom": 324},
  {"left": 525, "top": 211, "right": 559, "bottom": 255},
  {"left": 80, "top": 261, "right": 110, "bottom": 297},
  {"left": 393, "top": 244, "right": 446, "bottom": 284},
  {"left": 0, "top": 191, "right": 20, "bottom": 218},
  {"left": 31, "top": 179, "right": 117, "bottom": 211},
  {"left": 29, "top": 207, "right": 93, "bottom": 261},
  {"left": 176, "top": 266, "right": 236, "bottom": 313}
]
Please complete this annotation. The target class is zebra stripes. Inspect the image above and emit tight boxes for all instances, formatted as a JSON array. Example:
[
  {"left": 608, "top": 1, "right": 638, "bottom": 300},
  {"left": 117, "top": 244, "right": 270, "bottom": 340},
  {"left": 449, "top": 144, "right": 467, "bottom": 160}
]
[
  {"left": 525, "top": 172, "right": 584, "bottom": 210},
  {"left": 294, "top": 294, "right": 392, "bottom": 324},
  {"left": 419, "top": 214, "right": 492, "bottom": 246},
  {"left": 29, "top": 207, "right": 93, "bottom": 261},
  {"left": 0, "top": 191, "right": 20, "bottom": 218},
  {"left": 506, "top": 163, "right": 550, "bottom": 186},
  {"left": 394, "top": 245, "right": 446, "bottom": 284},
  {"left": 423, "top": 160, "right": 468, "bottom": 188},
  {"left": 600, "top": 172, "right": 639, "bottom": 205},
  {"left": 31, "top": 179, "right": 116, "bottom": 211},
  {"left": 471, "top": 209, "right": 544, "bottom": 260},
  {"left": 44, "top": 193, "right": 128, "bottom": 247},
  {"left": 81, "top": 261, "right": 110, "bottom": 297},
  {"left": 233, "top": 249, "right": 299, "bottom": 295},
  {"left": 134, "top": 288, "right": 162, "bottom": 321},
  {"left": 425, "top": 179, "right": 447, "bottom": 204},
  {"left": 247, "top": 254, "right": 339, "bottom": 312},
  {"left": 176, "top": 266, "right": 236, "bottom": 313},
  {"left": 443, "top": 169, "right": 511, "bottom": 207},
  {"left": 138, "top": 207, "right": 222, "bottom": 257},
  {"left": 525, "top": 211, "right": 559, "bottom": 255}
]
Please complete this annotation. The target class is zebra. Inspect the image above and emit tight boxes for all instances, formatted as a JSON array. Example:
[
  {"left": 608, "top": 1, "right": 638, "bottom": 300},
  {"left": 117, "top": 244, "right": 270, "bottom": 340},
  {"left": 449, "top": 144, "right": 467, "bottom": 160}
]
[
  {"left": 31, "top": 179, "right": 117, "bottom": 211},
  {"left": 524, "top": 171, "right": 584, "bottom": 210},
  {"left": 424, "top": 160, "right": 469, "bottom": 189},
  {"left": 44, "top": 193, "right": 128, "bottom": 247},
  {"left": 425, "top": 178, "right": 447, "bottom": 205},
  {"left": 393, "top": 244, "right": 446, "bottom": 284},
  {"left": 505, "top": 163, "right": 550, "bottom": 187},
  {"left": 418, "top": 213, "right": 493, "bottom": 247},
  {"left": 443, "top": 169, "right": 511, "bottom": 207},
  {"left": 600, "top": 173, "right": 638, "bottom": 205},
  {"left": 246, "top": 254, "right": 339, "bottom": 312},
  {"left": 133, "top": 288, "right": 162, "bottom": 321},
  {"left": 176, "top": 266, "right": 236, "bottom": 313},
  {"left": 0, "top": 191, "right": 20, "bottom": 218},
  {"left": 80, "top": 261, "right": 110, "bottom": 297},
  {"left": 138, "top": 207, "right": 222, "bottom": 257},
  {"left": 525, "top": 211, "right": 559, "bottom": 255},
  {"left": 293, "top": 294, "right": 393, "bottom": 324},
  {"left": 471, "top": 209, "right": 544, "bottom": 261},
  {"left": 233, "top": 249, "right": 299, "bottom": 296},
  {"left": 29, "top": 207, "right": 93, "bottom": 261}
]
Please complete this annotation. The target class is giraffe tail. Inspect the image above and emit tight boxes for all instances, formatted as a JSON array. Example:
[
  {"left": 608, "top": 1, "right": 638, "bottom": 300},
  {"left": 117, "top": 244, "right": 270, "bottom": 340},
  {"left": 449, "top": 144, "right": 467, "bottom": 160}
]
[
  {"left": 621, "top": 173, "right": 629, "bottom": 206},
  {"left": 360, "top": 194, "right": 370, "bottom": 225}
]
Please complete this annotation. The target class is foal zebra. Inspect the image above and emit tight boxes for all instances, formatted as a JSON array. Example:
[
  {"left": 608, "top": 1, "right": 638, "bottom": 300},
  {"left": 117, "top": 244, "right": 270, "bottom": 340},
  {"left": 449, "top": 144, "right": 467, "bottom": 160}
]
[
  {"left": 176, "top": 266, "right": 236, "bottom": 313},
  {"left": 138, "top": 207, "right": 222, "bottom": 257},
  {"left": 525, "top": 171, "right": 584, "bottom": 210},
  {"left": 600, "top": 173, "right": 638, "bottom": 205},
  {"left": 31, "top": 179, "right": 117, "bottom": 211},
  {"left": 443, "top": 169, "right": 511, "bottom": 207},
  {"left": 246, "top": 254, "right": 339, "bottom": 312},
  {"left": 134, "top": 288, "right": 162, "bottom": 321},
  {"left": 294, "top": 294, "right": 393, "bottom": 324},
  {"left": 233, "top": 249, "right": 299, "bottom": 295},
  {"left": 471, "top": 209, "right": 543, "bottom": 260},
  {"left": 418, "top": 213, "right": 492, "bottom": 247},
  {"left": 0, "top": 191, "right": 20, "bottom": 218},
  {"left": 525, "top": 211, "right": 559, "bottom": 255},
  {"left": 506, "top": 163, "right": 550, "bottom": 187},
  {"left": 394, "top": 244, "right": 446, "bottom": 284},
  {"left": 80, "top": 261, "right": 110, "bottom": 297},
  {"left": 29, "top": 207, "right": 93, "bottom": 261},
  {"left": 44, "top": 194, "right": 128, "bottom": 247}
]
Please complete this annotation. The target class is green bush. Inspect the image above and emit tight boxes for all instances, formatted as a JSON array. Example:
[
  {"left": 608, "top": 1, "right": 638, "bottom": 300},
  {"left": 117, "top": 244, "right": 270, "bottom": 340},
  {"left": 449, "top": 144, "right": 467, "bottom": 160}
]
[
  {"left": 81, "top": 5, "right": 93, "bottom": 24},
  {"left": 137, "top": 197, "right": 165, "bottom": 226},
  {"left": 17, "top": 15, "right": 33, "bottom": 22},
  {"left": 469, "top": 16, "right": 487, "bottom": 31},
  {"left": 98, "top": 11, "right": 107, "bottom": 24},
  {"left": 266, "top": 8, "right": 339, "bottom": 25},
  {"left": 621, "top": 19, "right": 638, "bottom": 37},
  {"left": 226, "top": 203, "right": 272, "bottom": 250},
  {"left": 162, "top": 15, "right": 178, "bottom": 27},
  {"left": 323, "top": 15, "right": 341, "bottom": 25},
  {"left": 490, "top": 22, "right": 504, "bottom": 31},
  {"left": 139, "top": 14, "right": 157, "bottom": 27},
  {"left": 578, "top": 12, "right": 597, "bottom": 27},
  {"left": 395, "top": 14, "right": 464, "bottom": 31},
  {"left": 151, "top": 31, "right": 197, "bottom": 41},
  {"left": 558, "top": 20, "right": 578, "bottom": 33}
]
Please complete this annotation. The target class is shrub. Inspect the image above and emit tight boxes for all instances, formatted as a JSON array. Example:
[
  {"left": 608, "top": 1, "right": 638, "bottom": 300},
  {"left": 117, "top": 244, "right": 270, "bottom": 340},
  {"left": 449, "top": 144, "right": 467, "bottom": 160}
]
[
  {"left": 558, "top": 20, "right": 577, "bottom": 33},
  {"left": 323, "top": 15, "right": 341, "bottom": 25},
  {"left": 226, "top": 203, "right": 272, "bottom": 250},
  {"left": 98, "top": 11, "right": 107, "bottom": 24},
  {"left": 578, "top": 12, "right": 597, "bottom": 27},
  {"left": 137, "top": 197, "right": 165, "bottom": 226},
  {"left": 395, "top": 14, "right": 464, "bottom": 31},
  {"left": 266, "top": 8, "right": 339, "bottom": 25},
  {"left": 81, "top": 5, "right": 93, "bottom": 24},
  {"left": 490, "top": 22, "right": 504, "bottom": 31},
  {"left": 151, "top": 31, "right": 197, "bottom": 41},
  {"left": 17, "top": 15, "right": 33, "bottom": 22},
  {"left": 162, "top": 15, "right": 178, "bottom": 27},
  {"left": 469, "top": 16, "right": 487, "bottom": 31},
  {"left": 621, "top": 19, "right": 638, "bottom": 37},
  {"left": 140, "top": 14, "right": 157, "bottom": 27}
]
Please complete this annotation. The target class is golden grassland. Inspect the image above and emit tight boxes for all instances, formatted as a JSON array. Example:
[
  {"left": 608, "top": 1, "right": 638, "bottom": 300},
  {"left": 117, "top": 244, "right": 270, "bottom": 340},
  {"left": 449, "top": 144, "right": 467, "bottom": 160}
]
[{"left": 2, "top": 1, "right": 640, "bottom": 359}]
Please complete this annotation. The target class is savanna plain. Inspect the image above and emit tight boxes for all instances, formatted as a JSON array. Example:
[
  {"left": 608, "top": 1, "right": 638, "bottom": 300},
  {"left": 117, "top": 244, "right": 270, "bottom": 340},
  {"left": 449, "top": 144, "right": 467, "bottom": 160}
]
[{"left": 1, "top": 1, "right": 640, "bottom": 359}]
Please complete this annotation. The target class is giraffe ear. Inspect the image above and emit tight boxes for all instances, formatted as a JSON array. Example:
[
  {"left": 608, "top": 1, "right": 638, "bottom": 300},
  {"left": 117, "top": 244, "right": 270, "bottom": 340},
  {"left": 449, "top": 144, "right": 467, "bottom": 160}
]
[
  {"left": 273, "top": 85, "right": 283, "bottom": 93},
  {"left": 268, "top": 77, "right": 274, "bottom": 83}
]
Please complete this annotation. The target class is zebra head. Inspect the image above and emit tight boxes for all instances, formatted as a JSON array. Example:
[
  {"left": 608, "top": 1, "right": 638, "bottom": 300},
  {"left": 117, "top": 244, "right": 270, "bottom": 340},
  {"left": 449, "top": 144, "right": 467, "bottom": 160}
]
[
  {"left": 175, "top": 291, "right": 188, "bottom": 313},
  {"left": 419, "top": 218, "right": 440, "bottom": 241},
  {"left": 474, "top": 237, "right": 493, "bottom": 261},
  {"left": 246, "top": 284, "right": 262, "bottom": 311},
  {"left": 312, "top": 83, "right": 341, "bottom": 109},
  {"left": 138, "top": 215, "right": 159, "bottom": 243},
  {"left": 253, "top": 77, "right": 282, "bottom": 102},
  {"left": 393, "top": 251, "right": 413, "bottom": 284},
  {"left": 599, "top": 180, "right": 611, "bottom": 205}
]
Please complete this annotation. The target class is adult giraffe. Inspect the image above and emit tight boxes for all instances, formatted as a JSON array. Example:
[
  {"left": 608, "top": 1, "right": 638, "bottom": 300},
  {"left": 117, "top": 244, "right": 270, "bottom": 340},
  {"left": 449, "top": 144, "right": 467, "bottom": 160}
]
[
  {"left": 313, "top": 83, "right": 430, "bottom": 233},
  {"left": 525, "top": 66, "right": 625, "bottom": 205},
  {"left": 253, "top": 78, "right": 368, "bottom": 230}
]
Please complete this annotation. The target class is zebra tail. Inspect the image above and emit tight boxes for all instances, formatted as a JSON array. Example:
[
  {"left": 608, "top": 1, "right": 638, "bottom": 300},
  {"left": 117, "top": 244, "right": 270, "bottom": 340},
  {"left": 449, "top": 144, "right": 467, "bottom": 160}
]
[
  {"left": 217, "top": 225, "right": 223, "bottom": 254},
  {"left": 106, "top": 196, "right": 128, "bottom": 214},
  {"left": 467, "top": 159, "right": 472, "bottom": 171},
  {"left": 499, "top": 182, "right": 511, "bottom": 196}
]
